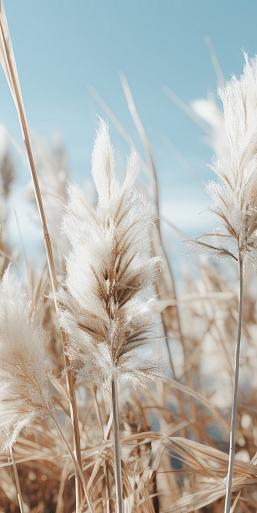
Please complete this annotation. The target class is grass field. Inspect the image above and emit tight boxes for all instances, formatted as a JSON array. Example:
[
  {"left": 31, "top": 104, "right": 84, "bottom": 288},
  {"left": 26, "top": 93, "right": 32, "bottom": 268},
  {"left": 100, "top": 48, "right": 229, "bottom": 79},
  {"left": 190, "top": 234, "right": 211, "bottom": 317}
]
[{"left": 0, "top": 2, "right": 256, "bottom": 513}]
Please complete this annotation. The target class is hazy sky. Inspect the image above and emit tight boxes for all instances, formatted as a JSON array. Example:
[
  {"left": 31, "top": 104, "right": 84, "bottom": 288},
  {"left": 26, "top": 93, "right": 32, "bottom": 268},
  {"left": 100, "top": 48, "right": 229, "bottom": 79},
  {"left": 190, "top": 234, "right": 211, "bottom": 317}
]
[{"left": 2, "top": 1, "right": 257, "bottom": 238}]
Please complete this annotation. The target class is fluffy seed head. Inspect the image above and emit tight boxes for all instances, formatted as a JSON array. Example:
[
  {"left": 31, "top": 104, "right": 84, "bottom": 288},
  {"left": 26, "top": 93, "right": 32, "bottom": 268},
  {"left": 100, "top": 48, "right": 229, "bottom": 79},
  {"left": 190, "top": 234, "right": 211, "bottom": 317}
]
[
  {"left": 196, "top": 55, "right": 257, "bottom": 263},
  {"left": 60, "top": 120, "right": 162, "bottom": 387},
  {"left": 0, "top": 269, "right": 51, "bottom": 451}
]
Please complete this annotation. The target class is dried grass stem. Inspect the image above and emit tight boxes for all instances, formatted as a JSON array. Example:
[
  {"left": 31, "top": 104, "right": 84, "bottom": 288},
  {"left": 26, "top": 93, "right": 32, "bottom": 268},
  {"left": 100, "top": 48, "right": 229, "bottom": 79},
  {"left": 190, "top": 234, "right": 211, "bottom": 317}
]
[
  {"left": 224, "top": 254, "right": 244, "bottom": 513},
  {"left": 10, "top": 447, "right": 25, "bottom": 513},
  {"left": 0, "top": 6, "right": 83, "bottom": 510},
  {"left": 111, "top": 378, "right": 123, "bottom": 513}
]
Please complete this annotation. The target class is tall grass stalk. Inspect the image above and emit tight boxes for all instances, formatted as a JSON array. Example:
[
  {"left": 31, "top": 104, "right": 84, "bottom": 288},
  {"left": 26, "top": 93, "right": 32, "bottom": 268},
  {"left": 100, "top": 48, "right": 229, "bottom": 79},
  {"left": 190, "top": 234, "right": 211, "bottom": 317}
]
[
  {"left": 60, "top": 120, "right": 162, "bottom": 513},
  {"left": 224, "top": 254, "right": 244, "bottom": 513},
  {"left": 111, "top": 378, "right": 123, "bottom": 513},
  {"left": 0, "top": 3, "right": 83, "bottom": 511},
  {"left": 10, "top": 447, "right": 24, "bottom": 513}
]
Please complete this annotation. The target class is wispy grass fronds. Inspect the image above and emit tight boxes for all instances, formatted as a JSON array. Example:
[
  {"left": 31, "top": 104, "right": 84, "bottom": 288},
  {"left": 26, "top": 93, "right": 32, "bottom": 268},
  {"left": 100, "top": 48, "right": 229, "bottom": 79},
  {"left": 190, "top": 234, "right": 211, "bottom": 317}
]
[
  {"left": 0, "top": 269, "right": 51, "bottom": 452},
  {"left": 60, "top": 119, "right": 162, "bottom": 511},
  {"left": 0, "top": 4, "right": 83, "bottom": 509},
  {"left": 61, "top": 120, "right": 161, "bottom": 387},
  {"left": 1, "top": 4, "right": 257, "bottom": 511},
  {"left": 194, "top": 55, "right": 257, "bottom": 513},
  {"left": 0, "top": 0, "right": 58, "bottom": 304},
  {"left": 121, "top": 76, "right": 191, "bottom": 394},
  {"left": 0, "top": 268, "right": 92, "bottom": 511},
  {"left": 164, "top": 436, "right": 257, "bottom": 513},
  {"left": 196, "top": 56, "right": 257, "bottom": 264}
]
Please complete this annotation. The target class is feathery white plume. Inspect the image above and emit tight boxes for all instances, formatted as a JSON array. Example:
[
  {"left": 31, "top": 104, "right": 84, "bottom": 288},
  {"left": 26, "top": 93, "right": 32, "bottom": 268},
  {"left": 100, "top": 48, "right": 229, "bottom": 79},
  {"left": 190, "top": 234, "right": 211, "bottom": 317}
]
[
  {"left": 196, "top": 55, "right": 257, "bottom": 263},
  {"left": 60, "top": 120, "right": 162, "bottom": 388},
  {"left": 0, "top": 269, "right": 51, "bottom": 451},
  {"left": 194, "top": 55, "right": 257, "bottom": 513},
  {"left": 91, "top": 118, "right": 115, "bottom": 204}
]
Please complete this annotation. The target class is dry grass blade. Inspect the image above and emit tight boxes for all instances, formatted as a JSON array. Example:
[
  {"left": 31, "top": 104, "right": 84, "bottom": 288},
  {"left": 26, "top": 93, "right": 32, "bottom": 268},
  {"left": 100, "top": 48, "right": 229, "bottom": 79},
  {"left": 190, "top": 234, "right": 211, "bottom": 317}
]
[
  {"left": 0, "top": 3, "right": 83, "bottom": 511},
  {"left": 205, "top": 35, "right": 225, "bottom": 88},
  {"left": 10, "top": 447, "right": 25, "bottom": 513},
  {"left": 121, "top": 74, "right": 187, "bottom": 378},
  {"left": 0, "top": 8, "right": 256, "bottom": 513},
  {"left": 163, "top": 84, "right": 208, "bottom": 131},
  {"left": 163, "top": 437, "right": 257, "bottom": 513}
]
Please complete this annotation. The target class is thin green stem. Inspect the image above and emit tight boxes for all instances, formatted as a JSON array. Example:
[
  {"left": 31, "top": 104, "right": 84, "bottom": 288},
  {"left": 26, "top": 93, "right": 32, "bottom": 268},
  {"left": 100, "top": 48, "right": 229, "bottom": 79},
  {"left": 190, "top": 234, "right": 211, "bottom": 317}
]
[
  {"left": 224, "top": 254, "right": 244, "bottom": 513},
  {"left": 111, "top": 378, "right": 123, "bottom": 513}
]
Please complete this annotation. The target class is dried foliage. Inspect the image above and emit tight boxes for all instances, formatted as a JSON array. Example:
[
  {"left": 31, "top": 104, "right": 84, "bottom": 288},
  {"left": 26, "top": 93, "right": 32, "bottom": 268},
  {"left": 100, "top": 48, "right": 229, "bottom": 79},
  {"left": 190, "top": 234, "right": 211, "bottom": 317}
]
[{"left": 0, "top": 5, "right": 257, "bottom": 513}]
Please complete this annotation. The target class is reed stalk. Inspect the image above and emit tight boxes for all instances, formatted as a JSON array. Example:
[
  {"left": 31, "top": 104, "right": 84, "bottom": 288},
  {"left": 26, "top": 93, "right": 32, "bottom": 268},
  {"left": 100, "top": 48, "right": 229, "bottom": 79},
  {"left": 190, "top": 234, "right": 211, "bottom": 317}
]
[
  {"left": 224, "top": 253, "right": 244, "bottom": 513},
  {"left": 10, "top": 447, "right": 25, "bottom": 513},
  {"left": 111, "top": 378, "right": 123, "bottom": 513},
  {"left": 0, "top": 5, "right": 83, "bottom": 511}
]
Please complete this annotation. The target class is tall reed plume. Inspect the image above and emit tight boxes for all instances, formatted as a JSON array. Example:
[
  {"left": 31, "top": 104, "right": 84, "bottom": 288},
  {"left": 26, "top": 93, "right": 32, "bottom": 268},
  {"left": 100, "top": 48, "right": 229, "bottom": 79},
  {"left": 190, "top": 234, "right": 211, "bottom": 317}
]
[
  {"left": 60, "top": 120, "right": 162, "bottom": 513},
  {"left": 196, "top": 55, "right": 257, "bottom": 513}
]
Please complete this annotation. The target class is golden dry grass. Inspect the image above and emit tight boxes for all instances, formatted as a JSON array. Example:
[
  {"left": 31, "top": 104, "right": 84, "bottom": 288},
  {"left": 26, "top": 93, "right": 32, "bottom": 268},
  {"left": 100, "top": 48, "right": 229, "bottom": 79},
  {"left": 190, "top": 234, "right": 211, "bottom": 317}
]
[{"left": 0, "top": 3, "right": 256, "bottom": 513}]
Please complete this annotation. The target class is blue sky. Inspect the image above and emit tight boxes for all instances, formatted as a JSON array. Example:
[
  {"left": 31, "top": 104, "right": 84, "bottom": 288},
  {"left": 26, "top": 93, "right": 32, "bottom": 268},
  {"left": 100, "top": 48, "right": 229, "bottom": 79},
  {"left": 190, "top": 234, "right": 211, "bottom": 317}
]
[{"left": 2, "top": 0, "right": 257, "bottom": 239}]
